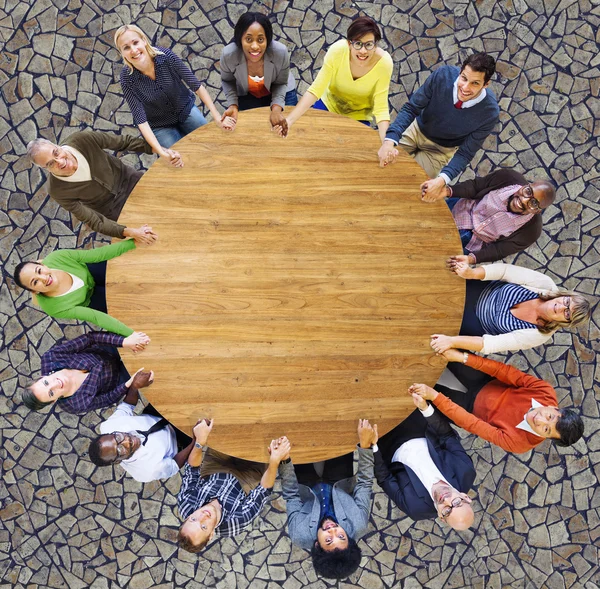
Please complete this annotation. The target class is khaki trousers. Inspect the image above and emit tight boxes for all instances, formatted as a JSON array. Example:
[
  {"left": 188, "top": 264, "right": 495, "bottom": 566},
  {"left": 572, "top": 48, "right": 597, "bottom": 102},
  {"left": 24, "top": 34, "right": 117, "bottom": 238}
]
[
  {"left": 398, "top": 120, "right": 458, "bottom": 179},
  {"left": 200, "top": 448, "right": 266, "bottom": 495}
]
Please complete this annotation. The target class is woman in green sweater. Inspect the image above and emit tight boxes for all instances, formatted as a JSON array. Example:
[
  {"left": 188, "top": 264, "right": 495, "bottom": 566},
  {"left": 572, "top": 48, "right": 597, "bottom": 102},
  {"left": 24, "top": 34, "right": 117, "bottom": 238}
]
[{"left": 13, "top": 239, "right": 138, "bottom": 337}]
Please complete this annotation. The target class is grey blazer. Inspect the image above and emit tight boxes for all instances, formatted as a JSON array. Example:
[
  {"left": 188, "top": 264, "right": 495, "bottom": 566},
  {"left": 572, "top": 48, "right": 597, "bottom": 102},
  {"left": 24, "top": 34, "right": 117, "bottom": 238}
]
[
  {"left": 278, "top": 448, "right": 374, "bottom": 551},
  {"left": 220, "top": 41, "right": 291, "bottom": 108}
]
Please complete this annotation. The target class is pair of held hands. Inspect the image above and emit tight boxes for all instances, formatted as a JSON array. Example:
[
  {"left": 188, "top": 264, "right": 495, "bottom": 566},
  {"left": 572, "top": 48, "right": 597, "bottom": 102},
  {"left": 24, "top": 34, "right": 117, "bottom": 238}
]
[
  {"left": 377, "top": 142, "right": 452, "bottom": 202},
  {"left": 220, "top": 105, "right": 288, "bottom": 135},
  {"left": 190, "top": 418, "right": 379, "bottom": 460}
]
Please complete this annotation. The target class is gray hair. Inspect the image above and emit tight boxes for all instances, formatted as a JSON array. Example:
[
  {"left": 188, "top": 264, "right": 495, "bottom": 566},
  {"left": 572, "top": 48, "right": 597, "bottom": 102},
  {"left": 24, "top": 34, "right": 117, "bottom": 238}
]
[{"left": 27, "top": 138, "right": 56, "bottom": 165}]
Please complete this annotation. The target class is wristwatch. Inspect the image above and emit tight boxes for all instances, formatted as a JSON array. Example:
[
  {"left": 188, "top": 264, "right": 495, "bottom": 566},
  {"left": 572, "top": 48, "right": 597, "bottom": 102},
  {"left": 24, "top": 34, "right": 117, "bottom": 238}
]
[{"left": 194, "top": 442, "right": 206, "bottom": 450}]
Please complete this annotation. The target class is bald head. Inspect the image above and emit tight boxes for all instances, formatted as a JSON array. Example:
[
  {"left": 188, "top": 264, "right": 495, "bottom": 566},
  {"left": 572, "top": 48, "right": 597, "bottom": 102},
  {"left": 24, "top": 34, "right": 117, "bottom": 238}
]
[
  {"left": 531, "top": 179, "right": 556, "bottom": 209},
  {"left": 444, "top": 502, "right": 475, "bottom": 530}
]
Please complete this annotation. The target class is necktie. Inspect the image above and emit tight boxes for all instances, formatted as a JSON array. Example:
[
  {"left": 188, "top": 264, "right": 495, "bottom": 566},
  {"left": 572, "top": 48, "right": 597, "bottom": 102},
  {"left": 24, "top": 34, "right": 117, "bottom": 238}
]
[
  {"left": 136, "top": 417, "right": 170, "bottom": 446},
  {"left": 454, "top": 100, "right": 463, "bottom": 109}
]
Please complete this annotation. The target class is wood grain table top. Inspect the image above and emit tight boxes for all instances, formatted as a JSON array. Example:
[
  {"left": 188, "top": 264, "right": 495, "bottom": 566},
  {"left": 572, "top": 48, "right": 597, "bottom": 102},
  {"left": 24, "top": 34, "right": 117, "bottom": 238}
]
[{"left": 106, "top": 107, "right": 464, "bottom": 463}]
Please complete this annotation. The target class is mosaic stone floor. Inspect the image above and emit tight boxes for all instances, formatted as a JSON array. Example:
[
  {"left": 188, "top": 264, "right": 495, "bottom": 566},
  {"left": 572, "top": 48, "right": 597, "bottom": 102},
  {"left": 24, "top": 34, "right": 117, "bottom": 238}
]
[{"left": 1, "top": 0, "right": 599, "bottom": 588}]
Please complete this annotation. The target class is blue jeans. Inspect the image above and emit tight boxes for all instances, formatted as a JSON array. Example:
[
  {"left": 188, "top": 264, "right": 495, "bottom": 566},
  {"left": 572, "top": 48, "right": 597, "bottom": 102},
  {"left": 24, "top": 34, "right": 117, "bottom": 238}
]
[
  {"left": 446, "top": 197, "right": 473, "bottom": 250},
  {"left": 312, "top": 99, "right": 370, "bottom": 126},
  {"left": 153, "top": 105, "right": 207, "bottom": 148}
]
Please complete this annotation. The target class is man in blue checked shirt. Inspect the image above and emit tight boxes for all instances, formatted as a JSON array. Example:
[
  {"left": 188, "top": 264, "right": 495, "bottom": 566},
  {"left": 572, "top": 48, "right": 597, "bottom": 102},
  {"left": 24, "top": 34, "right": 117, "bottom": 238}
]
[{"left": 177, "top": 419, "right": 291, "bottom": 553}]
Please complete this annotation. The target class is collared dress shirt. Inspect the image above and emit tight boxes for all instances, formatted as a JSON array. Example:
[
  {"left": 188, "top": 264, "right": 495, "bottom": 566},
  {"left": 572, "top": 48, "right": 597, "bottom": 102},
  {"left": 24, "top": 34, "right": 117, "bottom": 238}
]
[
  {"left": 178, "top": 466, "right": 270, "bottom": 539},
  {"left": 41, "top": 331, "right": 128, "bottom": 414}
]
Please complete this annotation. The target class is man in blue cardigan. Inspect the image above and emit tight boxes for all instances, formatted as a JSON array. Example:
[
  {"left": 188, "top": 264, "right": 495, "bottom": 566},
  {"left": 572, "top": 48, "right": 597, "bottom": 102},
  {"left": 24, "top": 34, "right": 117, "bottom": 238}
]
[{"left": 378, "top": 53, "right": 499, "bottom": 202}]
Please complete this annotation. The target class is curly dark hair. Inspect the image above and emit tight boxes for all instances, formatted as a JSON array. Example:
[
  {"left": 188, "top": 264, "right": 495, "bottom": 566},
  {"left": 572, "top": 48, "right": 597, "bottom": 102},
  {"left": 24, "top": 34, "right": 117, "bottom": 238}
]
[{"left": 311, "top": 536, "right": 362, "bottom": 579}]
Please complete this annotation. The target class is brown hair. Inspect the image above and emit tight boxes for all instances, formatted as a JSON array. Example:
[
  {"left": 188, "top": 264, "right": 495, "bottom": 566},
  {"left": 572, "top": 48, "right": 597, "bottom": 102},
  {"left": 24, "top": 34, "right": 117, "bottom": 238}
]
[
  {"left": 177, "top": 528, "right": 209, "bottom": 553},
  {"left": 346, "top": 16, "right": 382, "bottom": 43}
]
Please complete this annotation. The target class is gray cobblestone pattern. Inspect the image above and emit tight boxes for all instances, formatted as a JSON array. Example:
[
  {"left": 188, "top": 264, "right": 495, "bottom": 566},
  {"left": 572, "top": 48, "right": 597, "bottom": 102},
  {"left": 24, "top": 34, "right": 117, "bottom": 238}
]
[{"left": 0, "top": 0, "right": 599, "bottom": 588}]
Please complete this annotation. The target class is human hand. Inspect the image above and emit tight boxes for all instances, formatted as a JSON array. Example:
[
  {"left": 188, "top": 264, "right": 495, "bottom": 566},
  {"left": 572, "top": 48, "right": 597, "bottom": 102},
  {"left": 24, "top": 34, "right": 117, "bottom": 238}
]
[
  {"left": 378, "top": 141, "right": 398, "bottom": 168},
  {"left": 269, "top": 108, "right": 286, "bottom": 130},
  {"left": 160, "top": 149, "right": 183, "bottom": 168},
  {"left": 357, "top": 419, "right": 378, "bottom": 449},
  {"left": 273, "top": 118, "right": 290, "bottom": 138},
  {"left": 268, "top": 436, "right": 291, "bottom": 463},
  {"left": 160, "top": 149, "right": 183, "bottom": 167},
  {"left": 430, "top": 334, "right": 455, "bottom": 354},
  {"left": 123, "top": 332, "right": 151, "bottom": 354},
  {"left": 221, "top": 105, "right": 238, "bottom": 130},
  {"left": 446, "top": 255, "right": 475, "bottom": 279},
  {"left": 442, "top": 349, "right": 465, "bottom": 364},
  {"left": 125, "top": 367, "right": 154, "bottom": 389},
  {"left": 193, "top": 418, "right": 214, "bottom": 445},
  {"left": 420, "top": 177, "right": 447, "bottom": 202},
  {"left": 411, "top": 391, "right": 428, "bottom": 411},
  {"left": 128, "top": 225, "right": 158, "bottom": 247},
  {"left": 408, "top": 383, "right": 438, "bottom": 401}
]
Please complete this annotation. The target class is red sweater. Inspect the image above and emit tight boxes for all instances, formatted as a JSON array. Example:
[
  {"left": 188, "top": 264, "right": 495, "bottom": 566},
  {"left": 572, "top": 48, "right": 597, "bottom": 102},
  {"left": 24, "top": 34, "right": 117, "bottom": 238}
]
[{"left": 433, "top": 355, "right": 558, "bottom": 454}]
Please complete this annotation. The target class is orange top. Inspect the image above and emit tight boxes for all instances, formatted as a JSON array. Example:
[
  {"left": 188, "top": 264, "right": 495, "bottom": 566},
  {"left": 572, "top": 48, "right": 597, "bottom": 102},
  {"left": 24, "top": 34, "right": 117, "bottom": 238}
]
[
  {"left": 248, "top": 75, "right": 271, "bottom": 99},
  {"left": 433, "top": 355, "right": 558, "bottom": 454}
]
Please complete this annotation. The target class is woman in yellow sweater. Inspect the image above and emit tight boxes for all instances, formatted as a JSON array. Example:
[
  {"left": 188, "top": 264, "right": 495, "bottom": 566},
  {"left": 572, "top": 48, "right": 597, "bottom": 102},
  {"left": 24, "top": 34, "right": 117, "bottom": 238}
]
[{"left": 274, "top": 16, "right": 393, "bottom": 142}]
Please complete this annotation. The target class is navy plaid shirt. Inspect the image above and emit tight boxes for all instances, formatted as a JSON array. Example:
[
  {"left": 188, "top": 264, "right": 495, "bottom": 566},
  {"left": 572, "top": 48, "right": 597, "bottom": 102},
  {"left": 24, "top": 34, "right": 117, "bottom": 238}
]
[
  {"left": 178, "top": 465, "right": 270, "bottom": 539},
  {"left": 120, "top": 47, "right": 202, "bottom": 128},
  {"left": 41, "top": 332, "right": 128, "bottom": 414}
]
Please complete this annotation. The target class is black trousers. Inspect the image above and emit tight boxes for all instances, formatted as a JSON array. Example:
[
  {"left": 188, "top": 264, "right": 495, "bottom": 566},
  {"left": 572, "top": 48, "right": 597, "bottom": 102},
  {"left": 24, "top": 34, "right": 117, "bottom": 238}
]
[{"left": 294, "top": 453, "right": 354, "bottom": 487}]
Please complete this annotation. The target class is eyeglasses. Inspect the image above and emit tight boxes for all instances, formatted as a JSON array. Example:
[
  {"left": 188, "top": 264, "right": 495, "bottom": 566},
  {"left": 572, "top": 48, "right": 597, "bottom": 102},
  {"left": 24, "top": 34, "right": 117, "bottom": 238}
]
[
  {"left": 113, "top": 433, "right": 130, "bottom": 458},
  {"left": 563, "top": 296, "right": 571, "bottom": 322},
  {"left": 350, "top": 40, "right": 376, "bottom": 51},
  {"left": 441, "top": 496, "right": 468, "bottom": 518},
  {"left": 44, "top": 147, "right": 67, "bottom": 171},
  {"left": 522, "top": 184, "right": 541, "bottom": 211}
]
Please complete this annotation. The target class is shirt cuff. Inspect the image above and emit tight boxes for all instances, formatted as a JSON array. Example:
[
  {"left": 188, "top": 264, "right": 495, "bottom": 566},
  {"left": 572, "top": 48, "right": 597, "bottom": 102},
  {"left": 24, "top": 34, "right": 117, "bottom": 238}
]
[
  {"left": 420, "top": 404, "right": 435, "bottom": 417},
  {"left": 438, "top": 173, "right": 451, "bottom": 185}
]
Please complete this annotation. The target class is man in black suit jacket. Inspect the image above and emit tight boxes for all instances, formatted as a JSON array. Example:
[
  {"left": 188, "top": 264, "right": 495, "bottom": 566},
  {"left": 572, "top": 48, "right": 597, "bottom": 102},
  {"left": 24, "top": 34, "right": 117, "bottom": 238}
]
[
  {"left": 374, "top": 391, "right": 476, "bottom": 530},
  {"left": 444, "top": 168, "right": 555, "bottom": 264}
]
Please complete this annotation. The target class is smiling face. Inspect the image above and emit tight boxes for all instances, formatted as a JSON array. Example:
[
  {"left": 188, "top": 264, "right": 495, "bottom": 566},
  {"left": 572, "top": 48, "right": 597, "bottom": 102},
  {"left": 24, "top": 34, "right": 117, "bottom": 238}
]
[
  {"left": 456, "top": 65, "right": 490, "bottom": 103},
  {"left": 507, "top": 182, "right": 550, "bottom": 215},
  {"left": 241, "top": 22, "right": 268, "bottom": 63},
  {"left": 33, "top": 143, "right": 78, "bottom": 177},
  {"left": 117, "top": 29, "right": 151, "bottom": 71},
  {"left": 180, "top": 500, "right": 221, "bottom": 548},
  {"left": 348, "top": 33, "right": 377, "bottom": 65},
  {"left": 30, "top": 369, "right": 74, "bottom": 403},
  {"left": 316, "top": 519, "right": 349, "bottom": 552},
  {"left": 526, "top": 406, "right": 561, "bottom": 439},
  {"left": 98, "top": 432, "right": 142, "bottom": 463},
  {"left": 432, "top": 482, "right": 474, "bottom": 530},
  {"left": 539, "top": 296, "right": 572, "bottom": 324},
  {"left": 18, "top": 262, "right": 58, "bottom": 294}
]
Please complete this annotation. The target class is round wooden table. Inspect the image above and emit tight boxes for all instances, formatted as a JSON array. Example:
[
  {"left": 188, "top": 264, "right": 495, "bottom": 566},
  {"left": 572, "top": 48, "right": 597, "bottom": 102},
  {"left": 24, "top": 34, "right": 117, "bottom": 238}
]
[{"left": 107, "top": 108, "right": 464, "bottom": 463}]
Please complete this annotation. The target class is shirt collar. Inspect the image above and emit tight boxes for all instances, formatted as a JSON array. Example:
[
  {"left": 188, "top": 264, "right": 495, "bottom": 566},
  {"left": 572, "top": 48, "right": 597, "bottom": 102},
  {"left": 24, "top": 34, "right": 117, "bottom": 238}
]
[
  {"left": 453, "top": 77, "right": 488, "bottom": 108},
  {"left": 516, "top": 399, "right": 544, "bottom": 437}
]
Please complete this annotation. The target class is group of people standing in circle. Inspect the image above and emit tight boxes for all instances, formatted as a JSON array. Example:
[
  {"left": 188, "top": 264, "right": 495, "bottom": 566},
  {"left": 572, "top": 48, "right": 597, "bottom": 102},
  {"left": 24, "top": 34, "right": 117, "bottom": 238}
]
[{"left": 10, "top": 9, "right": 594, "bottom": 581}]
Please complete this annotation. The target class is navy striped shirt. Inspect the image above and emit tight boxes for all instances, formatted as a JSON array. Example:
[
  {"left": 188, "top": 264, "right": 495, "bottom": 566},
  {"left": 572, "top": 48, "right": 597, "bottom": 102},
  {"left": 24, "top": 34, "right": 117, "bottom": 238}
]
[
  {"left": 178, "top": 466, "right": 270, "bottom": 538},
  {"left": 476, "top": 282, "right": 539, "bottom": 335},
  {"left": 120, "top": 47, "right": 202, "bottom": 128}
]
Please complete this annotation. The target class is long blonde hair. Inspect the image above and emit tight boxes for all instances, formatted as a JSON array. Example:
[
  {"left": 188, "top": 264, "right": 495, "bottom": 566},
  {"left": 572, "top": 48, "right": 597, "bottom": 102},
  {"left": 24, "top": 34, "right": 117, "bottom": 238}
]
[{"left": 114, "top": 24, "right": 163, "bottom": 73}]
